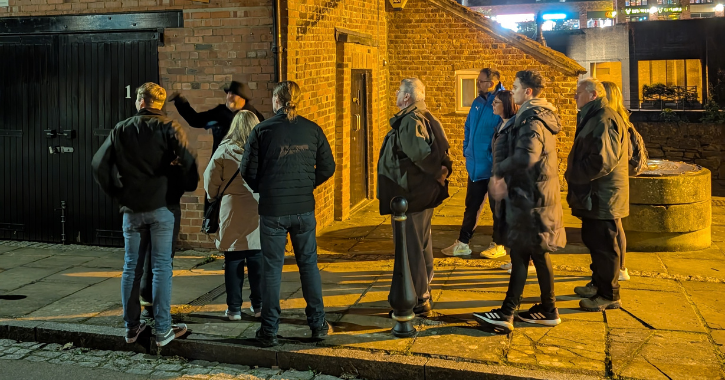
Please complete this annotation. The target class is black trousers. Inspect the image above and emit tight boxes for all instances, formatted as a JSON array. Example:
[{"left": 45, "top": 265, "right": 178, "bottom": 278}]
[
  {"left": 139, "top": 204, "right": 181, "bottom": 313},
  {"left": 224, "top": 250, "right": 263, "bottom": 312},
  {"left": 582, "top": 218, "right": 621, "bottom": 301},
  {"left": 458, "top": 177, "right": 494, "bottom": 244},
  {"left": 501, "top": 246, "right": 556, "bottom": 315}
]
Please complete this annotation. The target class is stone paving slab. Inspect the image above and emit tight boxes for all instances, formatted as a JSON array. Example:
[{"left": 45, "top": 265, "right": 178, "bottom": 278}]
[{"left": 2, "top": 188, "right": 725, "bottom": 379}]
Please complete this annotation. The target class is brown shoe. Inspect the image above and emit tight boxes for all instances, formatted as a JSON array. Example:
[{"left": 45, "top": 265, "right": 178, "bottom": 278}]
[
  {"left": 574, "top": 282, "right": 598, "bottom": 298},
  {"left": 579, "top": 296, "right": 622, "bottom": 312}
]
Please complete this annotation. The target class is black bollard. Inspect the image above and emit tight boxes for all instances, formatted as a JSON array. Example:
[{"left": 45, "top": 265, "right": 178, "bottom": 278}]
[{"left": 388, "top": 196, "right": 417, "bottom": 338}]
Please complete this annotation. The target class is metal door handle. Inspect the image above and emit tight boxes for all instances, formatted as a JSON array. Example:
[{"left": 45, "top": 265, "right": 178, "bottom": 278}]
[
  {"left": 354, "top": 114, "right": 361, "bottom": 131},
  {"left": 49, "top": 146, "right": 75, "bottom": 154}
]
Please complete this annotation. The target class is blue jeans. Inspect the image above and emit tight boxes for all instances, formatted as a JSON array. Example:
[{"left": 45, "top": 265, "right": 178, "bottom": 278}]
[
  {"left": 121, "top": 207, "right": 175, "bottom": 334},
  {"left": 224, "top": 250, "right": 263, "bottom": 312},
  {"left": 259, "top": 212, "right": 325, "bottom": 336}
]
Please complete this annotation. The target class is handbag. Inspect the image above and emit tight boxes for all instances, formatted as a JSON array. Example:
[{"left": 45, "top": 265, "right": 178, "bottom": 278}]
[{"left": 201, "top": 169, "right": 240, "bottom": 234}]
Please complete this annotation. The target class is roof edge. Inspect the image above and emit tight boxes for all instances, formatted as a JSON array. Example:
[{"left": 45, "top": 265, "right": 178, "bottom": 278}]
[{"left": 427, "top": 0, "right": 587, "bottom": 77}]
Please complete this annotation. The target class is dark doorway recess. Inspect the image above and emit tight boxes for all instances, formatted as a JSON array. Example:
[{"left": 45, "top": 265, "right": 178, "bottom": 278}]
[
  {"left": 350, "top": 70, "right": 370, "bottom": 209},
  {"left": 0, "top": 31, "right": 160, "bottom": 246}
]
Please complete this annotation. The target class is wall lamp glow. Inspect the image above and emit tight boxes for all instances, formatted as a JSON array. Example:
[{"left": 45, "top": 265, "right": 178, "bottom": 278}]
[
  {"left": 649, "top": 6, "right": 659, "bottom": 13},
  {"left": 715, "top": 3, "right": 724, "bottom": 11},
  {"left": 542, "top": 13, "right": 568, "bottom": 20}
]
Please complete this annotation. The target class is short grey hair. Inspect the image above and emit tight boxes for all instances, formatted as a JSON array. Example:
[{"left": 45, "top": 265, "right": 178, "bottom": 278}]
[
  {"left": 578, "top": 78, "right": 606, "bottom": 98},
  {"left": 400, "top": 78, "right": 425, "bottom": 102}
]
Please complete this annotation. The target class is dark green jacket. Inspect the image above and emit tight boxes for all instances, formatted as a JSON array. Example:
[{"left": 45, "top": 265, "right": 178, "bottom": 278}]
[
  {"left": 565, "top": 97, "right": 630, "bottom": 220},
  {"left": 377, "top": 101, "right": 452, "bottom": 215}
]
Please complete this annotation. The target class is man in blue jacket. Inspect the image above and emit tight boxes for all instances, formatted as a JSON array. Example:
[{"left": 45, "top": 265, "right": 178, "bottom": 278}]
[{"left": 442, "top": 68, "right": 506, "bottom": 258}]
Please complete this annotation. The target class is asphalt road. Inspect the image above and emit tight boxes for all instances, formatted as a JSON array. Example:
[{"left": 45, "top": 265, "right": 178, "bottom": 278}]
[{"left": 0, "top": 360, "right": 150, "bottom": 380}]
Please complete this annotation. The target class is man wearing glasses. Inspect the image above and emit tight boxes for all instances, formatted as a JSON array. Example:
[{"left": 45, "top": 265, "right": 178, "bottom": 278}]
[{"left": 442, "top": 68, "right": 506, "bottom": 259}]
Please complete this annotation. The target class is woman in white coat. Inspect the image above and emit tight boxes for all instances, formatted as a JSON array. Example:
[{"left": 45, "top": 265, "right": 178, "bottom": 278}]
[{"left": 204, "top": 110, "right": 263, "bottom": 320}]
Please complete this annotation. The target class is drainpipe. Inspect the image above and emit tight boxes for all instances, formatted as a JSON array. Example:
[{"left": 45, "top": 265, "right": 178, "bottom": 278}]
[{"left": 272, "top": 0, "right": 284, "bottom": 82}]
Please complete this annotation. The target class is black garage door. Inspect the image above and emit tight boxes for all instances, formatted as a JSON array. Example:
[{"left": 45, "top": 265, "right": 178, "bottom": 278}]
[{"left": 0, "top": 31, "right": 159, "bottom": 246}]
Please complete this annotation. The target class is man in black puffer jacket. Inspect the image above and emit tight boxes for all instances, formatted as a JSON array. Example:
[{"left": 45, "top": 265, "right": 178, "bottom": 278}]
[
  {"left": 473, "top": 71, "right": 566, "bottom": 334},
  {"left": 241, "top": 81, "right": 335, "bottom": 348}
]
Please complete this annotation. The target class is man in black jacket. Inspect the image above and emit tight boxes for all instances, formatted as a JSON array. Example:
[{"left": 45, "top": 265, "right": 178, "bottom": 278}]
[
  {"left": 241, "top": 81, "right": 335, "bottom": 347},
  {"left": 92, "top": 82, "right": 197, "bottom": 347},
  {"left": 473, "top": 70, "right": 566, "bottom": 334},
  {"left": 169, "top": 81, "right": 265, "bottom": 153},
  {"left": 567, "top": 78, "right": 629, "bottom": 312},
  {"left": 377, "top": 78, "right": 451, "bottom": 317}
]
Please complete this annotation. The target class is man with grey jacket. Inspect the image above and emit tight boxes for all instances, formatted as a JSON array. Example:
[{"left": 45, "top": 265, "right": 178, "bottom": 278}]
[
  {"left": 378, "top": 78, "right": 452, "bottom": 317},
  {"left": 567, "top": 78, "right": 629, "bottom": 312}
]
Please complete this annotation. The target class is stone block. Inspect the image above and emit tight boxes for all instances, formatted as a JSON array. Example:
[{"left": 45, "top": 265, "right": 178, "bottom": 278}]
[
  {"left": 622, "top": 201, "right": 711, "bottom": 233},
  {"left": 629, "top": 168, "right": 711, "bottom": 205}
]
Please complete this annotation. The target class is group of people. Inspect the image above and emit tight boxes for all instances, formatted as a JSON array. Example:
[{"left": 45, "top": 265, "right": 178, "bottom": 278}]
[
  {"left": 92, "top": 80, "right": 334, "bottom": 348},
  {"left": 380, "top": 70, "right": 642, "bottom": 334},
  {"left": 91, "top": 67, "right": 641, "bottom": 348}
]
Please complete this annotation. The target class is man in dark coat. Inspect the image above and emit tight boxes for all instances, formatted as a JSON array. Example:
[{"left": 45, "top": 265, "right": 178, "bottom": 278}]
[
  {"left": 567, "top": 78, "right": 629, "bottom": 312},
  {"left": 473, "top": 70, "right": 566, "bottom": 334},
  {"left": 91, "top": 82, "right": 197, "bottom": 347},
  {"left": 377, "top": 78, "right": 452, "bottom": 317},
  {"left": 169, "top": 81, "right": 265, "bottom": 153},
  {"left": 241, "top": 81, "right": 335, "bottom": 348}
]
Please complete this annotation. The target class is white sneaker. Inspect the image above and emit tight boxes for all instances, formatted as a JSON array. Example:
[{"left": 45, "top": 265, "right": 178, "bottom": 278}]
[
  {"left": 480, "top": 243, "right": 506, "bottom": 259},
  {"left": 441, "top": 240, "right": 472, "bottom": 256},
  {"left": 225, "top": 309, "right": 242, "bottom": 321},
  {"left": 619, "top": 268, "right": 630, "bottom": 281},
  {"left": 500, "top": 262, "right": 512, "bottom": 270},
  {"left": 507, "top": 265, "right": 536, "bottom": 274}
]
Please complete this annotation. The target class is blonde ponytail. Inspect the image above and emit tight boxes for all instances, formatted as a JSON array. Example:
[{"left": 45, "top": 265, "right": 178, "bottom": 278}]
[{"left": 273, "top": 81, "right": 301, "bottom": 122}]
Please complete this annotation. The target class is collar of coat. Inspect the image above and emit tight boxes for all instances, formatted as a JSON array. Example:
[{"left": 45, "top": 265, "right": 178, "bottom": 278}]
[
  {"left": 390, "top": 101, "right": 427, "bottom": 128},
  {"left": 577, "top": 97, "right": 609, "bottom": 133},
  {"left": 136, "top": 108, "right": 166, "bottom": 117}
]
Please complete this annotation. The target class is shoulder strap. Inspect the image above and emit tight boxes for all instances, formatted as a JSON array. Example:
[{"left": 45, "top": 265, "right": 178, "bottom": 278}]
[{"left": 217, "top": 169, "right": 240, "bottom": 199}]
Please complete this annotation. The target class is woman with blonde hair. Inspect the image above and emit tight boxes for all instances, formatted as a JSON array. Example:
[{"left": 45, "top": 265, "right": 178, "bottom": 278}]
[
  {"left": 204, "top": 110, "right": 263, "bottom": 320},
  {"left": 601, "top": 81, "right": 648, "bottom": 282}
]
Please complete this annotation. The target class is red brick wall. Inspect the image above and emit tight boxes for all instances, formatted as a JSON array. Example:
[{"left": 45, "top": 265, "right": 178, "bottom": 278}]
[
  {"left": 0, "top": 0, "right": 275, "bottom": 248},
  {"left": 387, "top": 0, "right": 580, "bottom": 188},
  {"left": 284, "top": 0, "right": 389, "bottom": 224}
]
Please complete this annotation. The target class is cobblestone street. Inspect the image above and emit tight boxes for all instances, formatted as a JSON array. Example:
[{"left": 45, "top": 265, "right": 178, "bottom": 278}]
[{"left": 0, "top": 338, "right": 345, "bottom": 380}]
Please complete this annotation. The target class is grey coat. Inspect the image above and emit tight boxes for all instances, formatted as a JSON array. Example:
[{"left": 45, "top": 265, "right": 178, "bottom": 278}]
[{"left": 494, "top": 99, "right": 567, "bottom": 252}]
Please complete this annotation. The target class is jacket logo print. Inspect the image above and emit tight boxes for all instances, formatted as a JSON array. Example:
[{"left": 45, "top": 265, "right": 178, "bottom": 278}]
[{"left": 279, "top": 144, "right": 310, "bottom": 158}]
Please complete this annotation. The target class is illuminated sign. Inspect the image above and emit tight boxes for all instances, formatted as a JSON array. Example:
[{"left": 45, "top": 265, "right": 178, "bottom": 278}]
[
  {"left": 491, "top": 14, "right": 535, "bottom": 31},
  {"left": 624, "top": 6, "right": 682, "bottom": 14},
  {"left": 542, "top": 13, "right": 568, "bottom": 20}
]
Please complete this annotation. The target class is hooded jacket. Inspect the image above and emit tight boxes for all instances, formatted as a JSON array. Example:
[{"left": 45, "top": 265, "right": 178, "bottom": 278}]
[
  {"left": 91, "top": 108, "right": 198, "bottom": 214},
  {"left": 494, "top": 98, "right": 566, "bottom": 252},
  {"left": 204, "top": 140, "right": 261, "bottom": 252},
  {"left": 463, "top": 86, "right": 504, "bottom": 181},
  {"left": 377, "top": 101, "right": 452, "bottom": 215},
  {"left": 566, "top": 97, "right": 629, "bottom": 220}
]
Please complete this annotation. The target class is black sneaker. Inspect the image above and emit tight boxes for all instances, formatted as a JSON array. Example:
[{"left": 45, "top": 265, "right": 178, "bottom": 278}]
[
  {"left": 255, "top": 328, "right": 279, "bottom": 347},
  {"left": 516, "top": 304, "right": 562, "bottom": 326},
  {"left": 311, "top": 320, "right": 333, "bottom": 340},
  {"left": 125, "top": 321, "right": 147, "bottom": 343},
  {"left": 473, "top": 309, "right": 514, "bottom": 334},
  {"left": 389, "top": 300, "right": 432, "bottom": 318}
]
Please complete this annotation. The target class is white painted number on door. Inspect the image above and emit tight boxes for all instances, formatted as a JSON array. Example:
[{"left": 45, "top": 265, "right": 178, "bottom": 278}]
[{"left": 125, "top": 85, "right": 131, "bottom": 99}]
